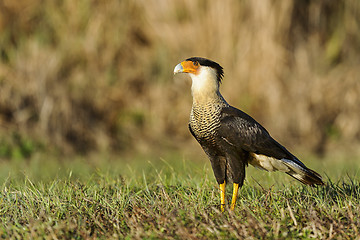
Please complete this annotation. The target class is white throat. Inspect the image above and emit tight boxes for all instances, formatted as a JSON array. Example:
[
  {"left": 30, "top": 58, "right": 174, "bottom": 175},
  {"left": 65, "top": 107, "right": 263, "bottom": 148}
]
[{"left": 190, "top": 67, "right": 220, "bottom": 103}]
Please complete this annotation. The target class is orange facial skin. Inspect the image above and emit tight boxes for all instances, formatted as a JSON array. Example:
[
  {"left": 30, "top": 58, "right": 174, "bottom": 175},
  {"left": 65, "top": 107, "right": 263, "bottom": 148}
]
[{"left": 180, "top": 60, "right": 200, "bottom": 74}]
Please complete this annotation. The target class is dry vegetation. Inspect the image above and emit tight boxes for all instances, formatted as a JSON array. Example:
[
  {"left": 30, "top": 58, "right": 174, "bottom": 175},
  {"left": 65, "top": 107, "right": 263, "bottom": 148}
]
[{"left": 0, "top": 0, "right": 359, "bottom": 156}]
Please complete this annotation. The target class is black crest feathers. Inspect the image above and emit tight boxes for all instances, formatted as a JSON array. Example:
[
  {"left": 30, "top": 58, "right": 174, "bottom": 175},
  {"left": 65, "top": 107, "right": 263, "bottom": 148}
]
[{"left": 186, "top": 57, "right": 224, "bottom": 83}]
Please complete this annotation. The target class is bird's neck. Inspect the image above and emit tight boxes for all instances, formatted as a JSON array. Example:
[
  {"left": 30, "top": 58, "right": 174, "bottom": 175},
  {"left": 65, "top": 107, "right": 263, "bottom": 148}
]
[
  {"left": 190, "top": 70, "right": 226, "bottom": 106},
  {"left": 192, "top": 89, "right": 227, "bottom": 106}
]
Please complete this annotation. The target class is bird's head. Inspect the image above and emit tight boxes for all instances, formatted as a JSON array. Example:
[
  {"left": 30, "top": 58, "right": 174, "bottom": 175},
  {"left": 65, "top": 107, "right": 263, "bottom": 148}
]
[{"left": 174, "top": 57, "right": 224, "bottom": 98}]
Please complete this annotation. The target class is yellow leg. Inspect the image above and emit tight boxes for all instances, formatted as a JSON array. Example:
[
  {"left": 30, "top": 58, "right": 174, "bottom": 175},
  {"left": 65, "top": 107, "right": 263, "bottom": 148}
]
[
  {"left": 230, "top": 183, "right": 239, "bottom": 210},
  {"left": 220, "top": 181, "right": 226, "bottom": 212}
]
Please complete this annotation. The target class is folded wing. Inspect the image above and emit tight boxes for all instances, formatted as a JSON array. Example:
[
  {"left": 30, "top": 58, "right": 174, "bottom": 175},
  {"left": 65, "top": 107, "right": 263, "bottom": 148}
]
[{"left": 217, "top": 106, "right": 324, "bottom": 186}]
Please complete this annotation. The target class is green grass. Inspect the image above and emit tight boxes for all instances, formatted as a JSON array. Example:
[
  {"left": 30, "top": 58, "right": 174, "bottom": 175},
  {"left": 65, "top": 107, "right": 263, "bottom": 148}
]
[{"left": 0, "top": 153, "right": 359, "bottom": 239}]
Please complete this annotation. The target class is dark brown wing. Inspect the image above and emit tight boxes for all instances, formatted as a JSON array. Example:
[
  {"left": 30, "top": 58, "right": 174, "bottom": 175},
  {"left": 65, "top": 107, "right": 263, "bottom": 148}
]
[
  {"left": 218, "top": 106, "right": 300, "bottom": 164},
  {"left": 217, "top": 106, "right": 324, "bottom": 185}
]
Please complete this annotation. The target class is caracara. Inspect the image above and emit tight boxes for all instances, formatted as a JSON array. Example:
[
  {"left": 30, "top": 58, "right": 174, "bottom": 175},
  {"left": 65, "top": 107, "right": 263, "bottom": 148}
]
[{"left": 174, "top": 57, "right": 324, "bottom": 211}]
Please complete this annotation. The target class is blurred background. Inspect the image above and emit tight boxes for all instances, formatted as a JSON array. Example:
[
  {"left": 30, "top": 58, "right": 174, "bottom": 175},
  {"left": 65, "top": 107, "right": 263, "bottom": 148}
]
[{"left": 0, "top": 0, "right": 359, "bottom": 161}]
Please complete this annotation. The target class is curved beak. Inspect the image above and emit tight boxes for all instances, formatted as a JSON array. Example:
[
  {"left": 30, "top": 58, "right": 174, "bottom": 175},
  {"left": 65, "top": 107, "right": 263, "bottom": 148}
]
[{"left": 174, "top": 63, "right": 184, "bottom": 74}]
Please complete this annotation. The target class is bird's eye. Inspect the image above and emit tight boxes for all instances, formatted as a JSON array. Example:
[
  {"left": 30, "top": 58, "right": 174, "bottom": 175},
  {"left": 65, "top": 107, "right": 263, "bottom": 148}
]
[{"left": 193, "top": 61, "right": 199, "bottom": 67}]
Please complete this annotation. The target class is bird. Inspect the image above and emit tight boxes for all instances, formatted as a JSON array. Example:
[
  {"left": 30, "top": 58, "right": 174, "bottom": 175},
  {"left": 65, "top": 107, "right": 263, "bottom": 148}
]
[{"left": 173, "top": 57, "right": 324, "bottom": 211}]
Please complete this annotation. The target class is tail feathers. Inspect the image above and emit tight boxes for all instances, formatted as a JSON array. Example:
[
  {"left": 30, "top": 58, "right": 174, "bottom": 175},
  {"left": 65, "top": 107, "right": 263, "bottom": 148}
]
[{"left": 281, "top": 159, "right": 324, "bottom": 186}]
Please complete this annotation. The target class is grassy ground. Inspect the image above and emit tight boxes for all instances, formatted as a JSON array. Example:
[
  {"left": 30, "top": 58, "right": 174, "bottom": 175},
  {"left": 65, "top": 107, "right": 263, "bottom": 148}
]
[{"left": 0, "top": 152, "right": 359, "bottom": 239}]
